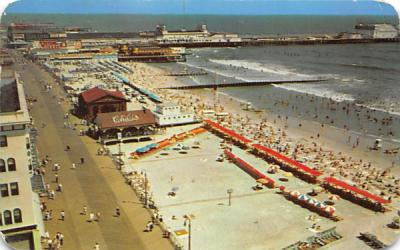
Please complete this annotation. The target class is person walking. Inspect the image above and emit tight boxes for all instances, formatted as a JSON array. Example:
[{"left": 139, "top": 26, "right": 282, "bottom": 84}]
[
  {"left": 115, "top": 207, "right": 120, "bottom": 217},
  {"left": 55, "top": 174, "right": 59, "bottom": 183},
  {"left": 57, "top": 183, "right": 62, "bottom": 192},
  {"left": 59, "top": 233, "right": 64, "bottom": 246},
  {"left": 72, "top": 163, "right": 76, "bottom": 169},
  {"left": 82, "top": 205, "right": 87, "bottom": 215},
  {"left": 60, "top": 210, "right": 65, "bottom": 221},
  {"left": 50, "top": 190, "right": 55, "bottom": 200},
  {"left": 89, "top": 212, "right": 95, "bottom": 222},
  {"left": 80, "top": 157, "right": 85, "bottom": 164},
  {"left": 96, "top": 212, "right": 101, "bottom": 222}
]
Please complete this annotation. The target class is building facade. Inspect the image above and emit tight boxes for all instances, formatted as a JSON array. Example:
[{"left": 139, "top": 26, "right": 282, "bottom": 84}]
[
  {"left": 76, "top": 87, "right": 128, "bottom": 121},
  {"left": 0, "top": 69, "right": 43, "bottom": 249},
  {"left": 154, "top": 103, "right": 196, "bottom": 126},
  {"left": 92, "top": 109, "right": 156, "bottom": 144}
]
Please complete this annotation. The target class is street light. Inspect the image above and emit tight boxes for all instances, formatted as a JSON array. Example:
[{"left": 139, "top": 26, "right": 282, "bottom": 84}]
[
  {"left": 117, "top": 132, "right": 122, "bottom": 170},
  {"left": 227, "top": 189, "right": 233, "bottom": 206},
  {"left": 183, "top": 215, "right": 192, "bottom": 250},
  {"left": 143, "top": 171, "right": 148, "bottom": 208}
]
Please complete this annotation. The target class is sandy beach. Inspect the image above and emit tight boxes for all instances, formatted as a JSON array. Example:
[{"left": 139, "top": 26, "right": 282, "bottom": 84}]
[{"left": 103, "top": 61, "right": 400, "bottom": 249}]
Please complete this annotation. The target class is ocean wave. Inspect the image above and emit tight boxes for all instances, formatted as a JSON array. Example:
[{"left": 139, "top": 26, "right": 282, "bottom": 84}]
[
  {"left": 272, "top": 83, "right": 356, "bottom": 102},
  {"left": 209, "top": 59, "right": 313, "bottom": 78},
  {"left": 179, "top": 62, "right": 252, "bottom": 82}
]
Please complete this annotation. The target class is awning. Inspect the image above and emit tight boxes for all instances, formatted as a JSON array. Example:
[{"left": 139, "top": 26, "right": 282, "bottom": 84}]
[
  {"left": 252, "top": 144, "right": 322, "bottom": 177},
  {"left": 204, "top": 119, "right": 252, "bottom": 144},
  {"left": 324, "top": 177, "right": 390, "bottom": 204}
]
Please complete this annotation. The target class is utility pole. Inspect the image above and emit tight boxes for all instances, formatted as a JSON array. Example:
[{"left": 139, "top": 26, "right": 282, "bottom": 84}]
[
  {"left": 227, "top": 189, "right": 233, "bottom": 206},
  {"left": 184, "top": 215, "right": 192, "bottom": 250},
  {"left": 144, "top": 171, "right": 148, "bottom": 207}
]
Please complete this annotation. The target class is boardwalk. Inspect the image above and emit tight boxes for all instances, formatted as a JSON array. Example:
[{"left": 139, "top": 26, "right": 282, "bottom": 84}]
[{"left": 11, "top": 50, "right": 172, "bottom": 250}]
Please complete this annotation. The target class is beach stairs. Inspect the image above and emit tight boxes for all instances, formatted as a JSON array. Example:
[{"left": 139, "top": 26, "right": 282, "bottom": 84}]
[
  {"left": 358, "top": 232, "right": 388, "bottom": 249},
  {"left": 282, "top": 227, "right": 342, "bottom": 250}
]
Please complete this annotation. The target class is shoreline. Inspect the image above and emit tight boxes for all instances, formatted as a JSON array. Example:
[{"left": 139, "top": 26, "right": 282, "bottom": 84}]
[{"left": 126, "top": 62, "right": 399, "bottom": 176}]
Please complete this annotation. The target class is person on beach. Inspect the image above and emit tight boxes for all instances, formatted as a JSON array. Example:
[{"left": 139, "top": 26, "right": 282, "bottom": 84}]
[
  {"left": 89, "top": 212, "right": 95, "bottom": 222},
  {"left": 80, "top": 157, "right": 85, "bottom": 164},
  {"left": 72, "top": 163, "right": 76, "bottom": 169},
  {"left": 115, "top": 207, "right": 121, "bottom": 217},
  {"left": 60, "top": 210, "right": 65, "bottom": 221},
  {"left": 82, "top": 205, "right": 88, "bottom": 215}
]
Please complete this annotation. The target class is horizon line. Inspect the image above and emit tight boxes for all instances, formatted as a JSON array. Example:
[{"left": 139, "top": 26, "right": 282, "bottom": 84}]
[{"left": 4, "top": 12, "right": 398, "bottom": 17}]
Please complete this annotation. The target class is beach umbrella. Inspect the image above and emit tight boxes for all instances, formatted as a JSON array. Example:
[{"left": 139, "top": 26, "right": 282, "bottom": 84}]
[
  {"left": 279, "top": 186, "right": 285, "bottom": 192},
  {"left": 307, "top": 198, "right": 318, "bottom": 205},
  {"left": 257, "top": 178, "right": 269, "bottom": 185},
  {"left": 283, "top": 172, "right": 293, "bottom": 177},
  {"left": 325, "top": 206, "right": 336, "bottom": 214},
  {"left": 329, "top": 194, "right": 340, "bottom": 201},
  {"left": 298, "top": 194, "right": 309, "bottom": 201},
  {"left": 315, "top": 202, "right": 327, "bottom": 209},
  {"left": 290, "top": 191, "right": 300, "bottom": 197}
]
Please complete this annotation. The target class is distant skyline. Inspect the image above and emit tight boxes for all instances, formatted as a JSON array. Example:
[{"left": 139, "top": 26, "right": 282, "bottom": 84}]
[{"left": 3, "top": 0, "right": 398, "bottom": 16}]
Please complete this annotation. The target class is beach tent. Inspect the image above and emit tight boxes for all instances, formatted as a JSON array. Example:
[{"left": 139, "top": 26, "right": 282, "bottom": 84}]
[{"left": 298, "top": 194, "right": 309, "bottom": 201}]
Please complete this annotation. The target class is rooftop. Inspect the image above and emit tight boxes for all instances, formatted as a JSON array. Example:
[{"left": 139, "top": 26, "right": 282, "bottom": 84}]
[
  {"left": 80, "top": 87, "right": 127, "bottom": 103},
  {"left": 0, "top": 67, "right": 20, "bottom": 113}
]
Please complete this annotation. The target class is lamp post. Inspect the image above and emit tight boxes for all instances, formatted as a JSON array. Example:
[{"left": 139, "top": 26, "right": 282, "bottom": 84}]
[
  {"left": 183, "top": 215, "right": 192, "bottom": 250},
  {"left": 117, "top": 132, "right": 122, "bottom": 170},
  {"left": 144, "top": 171, "right": 148, "bottom": 207},
  {"left": 227, "top": 189, "right": 233, "bottom": 206}
]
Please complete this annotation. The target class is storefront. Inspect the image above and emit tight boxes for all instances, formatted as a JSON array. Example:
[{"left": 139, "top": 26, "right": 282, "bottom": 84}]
[{"left": 90, "top": 109, "right": 157, "bottom": 144}]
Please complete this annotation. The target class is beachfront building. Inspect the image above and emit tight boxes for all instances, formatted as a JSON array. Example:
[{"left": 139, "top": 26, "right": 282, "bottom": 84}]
[
  {"left": 355, "top": 24, "right": 399, "bottom": 39},
  {"left": 91, "top": 109, "right": 157, "bottom": 144},
  {"left": 76, "top": 87, "right": 128, "bottom": 121},
  {"left": 154, "top": 103, "right": 197, "bottom": 126},
  {"left": 7, "top": 22, "right": 66, "bottom": 42},
  {"left": 155, "top": 24, "right": 242, "bottom": 44},
  {"left": 0, "top": 68, "right": 44, "bottom": 249}
]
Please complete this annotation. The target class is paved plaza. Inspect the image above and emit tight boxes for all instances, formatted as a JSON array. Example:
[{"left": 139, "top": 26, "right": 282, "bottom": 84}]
[{"left": 110, "top": 129, "right": 400, "bottom": 249}]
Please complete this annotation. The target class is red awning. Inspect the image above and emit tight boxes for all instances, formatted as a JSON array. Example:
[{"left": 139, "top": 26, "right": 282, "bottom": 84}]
[
  {"left": 252, "top": 144, "right": 322, "bottom": 177},
  {"left": 224, "top": 149, "right": 275, "bottom": 185},
  {"left": 204, "top": 119, "right": 252, "bottom": 144},
  {"left": 324, "top": 177, "right": 390, "bottom": 204}
]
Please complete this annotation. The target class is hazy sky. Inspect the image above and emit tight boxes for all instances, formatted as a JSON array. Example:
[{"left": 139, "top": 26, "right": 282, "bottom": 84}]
[{"left": 5, "top": 0, "right": 397, "bottom": 16}]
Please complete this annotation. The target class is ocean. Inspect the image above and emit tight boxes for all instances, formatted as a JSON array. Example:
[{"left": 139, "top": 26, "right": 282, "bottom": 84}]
[{"left": 2, "top": 14, "right": 400, "bottom": 140}]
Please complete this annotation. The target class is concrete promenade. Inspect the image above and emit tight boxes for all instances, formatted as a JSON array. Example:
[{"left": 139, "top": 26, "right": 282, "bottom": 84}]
[{"left": 12, "top": 51, "right": 172, "bottom": 250}]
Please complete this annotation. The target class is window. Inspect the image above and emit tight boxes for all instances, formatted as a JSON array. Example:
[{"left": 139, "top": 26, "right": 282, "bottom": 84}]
[
  {"left": 13, "top": 209, "right": 22, "bottom": 223},
  {"left": 0, "top": 184, "right": 9, "bottom": 197},
  {"left": 10, "top": 183, "right": 19, "bottom": 196},
  {"left": 7, "top": 158, "right": 16, "bottom": 171},
  {"left": 0, "top": 135, "right": 7, "bottom": 147},
  {"left": 0, "top": 159, "right": 5, "bottom": 172},
  {"left": 13, "top": 124, "right": 25, "bottom": 130},
  {"left": 3, "top": 210, "right": 12, "bottom": 225},
  {"left": 2, "top": 126, "right": 12, "bottom": 131}
]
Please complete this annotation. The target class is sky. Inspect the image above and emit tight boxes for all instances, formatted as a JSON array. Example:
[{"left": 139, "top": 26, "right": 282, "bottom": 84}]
[{"left": 3, "top": 0, "right": 398, "bottom": 16}]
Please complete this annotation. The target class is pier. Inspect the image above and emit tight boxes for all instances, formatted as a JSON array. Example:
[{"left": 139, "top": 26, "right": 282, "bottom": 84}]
[
  {"left": 157, "top": 37, "right": 400, "bottom": 48},
  {"left": 167, "top": 72, "right": 208, "bottom": 77},
  {"left": 160, "top": 78, "right": 328, "bottom": 90}
]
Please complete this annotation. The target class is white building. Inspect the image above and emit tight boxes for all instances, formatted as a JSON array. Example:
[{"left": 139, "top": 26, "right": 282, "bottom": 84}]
[
  {"left": 0, "top": 68, "right": 44, "bottom": 249},
  {"left": 155, "top": 24, "right": 242, "bottom": 44},
  {"left": 356, "top": 24, "right": 399, "bottom": 39},
  {"left": 154, "top": 103, "right": 197, "bottom": 126}
]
